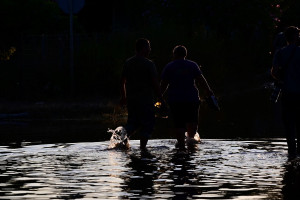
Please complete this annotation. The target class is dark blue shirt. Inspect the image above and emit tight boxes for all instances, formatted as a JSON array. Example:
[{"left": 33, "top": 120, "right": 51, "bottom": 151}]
[
  {"left": 161, "top": 59, "right": 202, "bottom": 103},
  {"left": 273, "top": 44, "right": 300, "bottom": 94}
]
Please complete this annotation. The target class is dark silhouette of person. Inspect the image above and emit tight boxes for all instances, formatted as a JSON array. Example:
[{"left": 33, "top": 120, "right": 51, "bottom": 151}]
[
  {"left": 281, "top": 161, "right": 300, "bottom": 199},
  {"left": 160, "top": 45, "right": 214, "bottom": 150},
  {"left": 268, "top": 29, "right": 288, "bottom": 134},
  {"left": 271, "top": 26, "right": 300, "bottom": 159},
  {"left": 120, "top": 38, "right": 162, "bottom": 154}
]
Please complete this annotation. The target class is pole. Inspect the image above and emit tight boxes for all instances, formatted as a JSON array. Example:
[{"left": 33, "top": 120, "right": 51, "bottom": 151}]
[{"left": 69, "top": 0, "right": 74, "bottom": 94}]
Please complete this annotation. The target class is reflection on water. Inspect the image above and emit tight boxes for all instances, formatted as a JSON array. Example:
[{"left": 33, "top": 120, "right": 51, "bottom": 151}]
[{"left": 0, "top": 138, "right": 299, "bottom": 199}]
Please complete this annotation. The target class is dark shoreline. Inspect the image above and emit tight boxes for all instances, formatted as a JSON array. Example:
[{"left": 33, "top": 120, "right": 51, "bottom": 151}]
[
  {"left": 0, "top": 99, "right": 286, "bottom": 145},
  {"left": 0, "top": 100, "right": 122, "bottom": 145}
]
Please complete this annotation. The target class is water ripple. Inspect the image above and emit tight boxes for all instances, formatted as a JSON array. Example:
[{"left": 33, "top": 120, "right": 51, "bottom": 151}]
[{"left": 0, "top": 138, "right": 299, "bottom": 199}]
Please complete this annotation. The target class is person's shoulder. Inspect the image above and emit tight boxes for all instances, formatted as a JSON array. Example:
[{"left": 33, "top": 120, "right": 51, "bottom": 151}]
[
  {"left": 293, "top": 45, "right": 300, "bottom": 52},
  {"left": 282, "top": 44, "right": 299, "bottom": 51},
  {"left": 125, "top": 55, "right": 136, "bottom": 63},
  {"left": 133, "top": 56, "right": 153, "bottom": 64},
  {"left": 185, "top": 59, "right": 196, "bottom": 64},
  {"left": 167, "top": 60, "right": 176, "bottom": 65},
  {"left": 144, "top": 57, "right": 155, "bottom": 64},
  {"left": 280, "top": 45, "right": 300, "bottom": 55},
  {"left": 164, "top": 60, "right": 177, "bottom": 69},
  {"left": 142, "top": 57, "right": 156, "bottom": 69},
  {"left": 185, "top": 59, "right": 199, "bottom": 67}
]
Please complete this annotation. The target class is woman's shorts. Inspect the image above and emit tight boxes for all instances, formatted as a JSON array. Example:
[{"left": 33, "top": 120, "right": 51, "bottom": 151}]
[{"left": 169, "top": 102, "right": 200, "bottom": 128}]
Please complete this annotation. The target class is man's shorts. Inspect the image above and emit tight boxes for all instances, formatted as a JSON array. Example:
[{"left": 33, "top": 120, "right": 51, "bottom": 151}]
[
  {"left": 125, "top": 102, "right": 155, "bottom": 139},
  {"left": 169, "top": 102, "right": 200, "bottom": 129}
]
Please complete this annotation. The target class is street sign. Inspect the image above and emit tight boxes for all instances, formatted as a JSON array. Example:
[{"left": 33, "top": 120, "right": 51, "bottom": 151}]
[{"left": 57, "top": 0, "right": 85, "bottom": 14}]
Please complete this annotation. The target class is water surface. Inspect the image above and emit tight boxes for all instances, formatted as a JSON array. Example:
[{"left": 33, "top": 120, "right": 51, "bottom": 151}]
[{"left": 0, "top": 138, "right": 299, "bottom": 199}]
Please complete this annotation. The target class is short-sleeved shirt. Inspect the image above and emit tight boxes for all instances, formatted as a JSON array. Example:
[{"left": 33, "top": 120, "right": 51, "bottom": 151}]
[
  {"left": 273, "top": 44, "right": 300, "bottom": 94},
  {"left": 161, "top": 59, "right": 202, "bottom": 103},
  {"left": 122, "top": 55, "right": 158, "bottom": 104}
]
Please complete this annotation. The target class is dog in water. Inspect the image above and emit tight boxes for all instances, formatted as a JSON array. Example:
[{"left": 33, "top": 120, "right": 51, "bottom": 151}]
[{"left": 108, "top": 126, "right": 130, "bottom": 150}]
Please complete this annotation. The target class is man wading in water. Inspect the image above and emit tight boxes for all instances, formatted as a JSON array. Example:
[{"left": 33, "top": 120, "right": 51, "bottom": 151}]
[
  {"left": 160, "top": 45, "right": 215, "bottom": 151},
  {"left": 271, "top": 26, "right": 300, "bottom": 159},
  {"left": 120, "top": 38, "right": 162, "bottom": 156}
]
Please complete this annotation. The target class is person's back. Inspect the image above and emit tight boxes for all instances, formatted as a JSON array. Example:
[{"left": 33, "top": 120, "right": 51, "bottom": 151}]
[
  {"left": 274, "top": 45, "right": 300, "bottom": 94},
  {"left": 120, "top": 38, "right": 162, "bottom": 154},
  {"left": 162, "top": 59, "right": 201, "bottom": 103},
  {"left": 123, "top": 55, "right": 157, "bottom": 104}
]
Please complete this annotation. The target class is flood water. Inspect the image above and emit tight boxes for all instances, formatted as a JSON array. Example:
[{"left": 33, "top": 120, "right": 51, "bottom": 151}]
[{"left": 1, "top": 138, "right": 299, "bottom": 199}]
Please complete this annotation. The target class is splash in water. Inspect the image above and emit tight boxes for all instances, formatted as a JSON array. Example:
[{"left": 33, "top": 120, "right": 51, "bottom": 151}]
[
  {"left": 185, "top": 132, "right": 201, "bottom": 142},
  {"left": 107, "top": 126, "right": 130, "bottom": 150},
  {"left": 185, "top": 132, "right": 201, "bottom": 149}
]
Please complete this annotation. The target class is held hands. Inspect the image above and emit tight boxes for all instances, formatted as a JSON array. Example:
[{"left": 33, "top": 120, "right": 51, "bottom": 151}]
[{"left": 154, "top": 97, "right": 169, "bottom": 118}]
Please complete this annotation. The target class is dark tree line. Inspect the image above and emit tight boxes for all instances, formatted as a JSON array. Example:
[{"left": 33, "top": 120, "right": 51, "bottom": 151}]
[
  {"left": 0, "top": 0, "right": 299, "bottom": 137},
  {"left": 0, "top": 0, "right": 299, "bottom": 100}
]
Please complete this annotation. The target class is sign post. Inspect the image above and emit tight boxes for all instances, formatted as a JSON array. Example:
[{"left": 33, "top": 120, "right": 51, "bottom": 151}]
[{"left": 57, "top": 0, "right": 85, "bottom": 94}]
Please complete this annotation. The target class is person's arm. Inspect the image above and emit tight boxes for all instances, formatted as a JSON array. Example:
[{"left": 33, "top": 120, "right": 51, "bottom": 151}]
[
  {"left": 271, "top": 65, "right": 281, "bottom": 80},
  {"left": 149, "top": 63, "right": 163, "bottom": 102},
  {"left": 196, "top": 74, "right": 214, "bottom": 96},
  {"left": 160, "top": 64, "right": 169, "bottom": 99},
  {"left": 160, "top": 79, "right": 169, "bottom": 96},
  {"left": 270, "top": 50, "right": 282, "bottom": 81},
  {"left": 152, "top": 76, "right": 163, "bottom": 102}
]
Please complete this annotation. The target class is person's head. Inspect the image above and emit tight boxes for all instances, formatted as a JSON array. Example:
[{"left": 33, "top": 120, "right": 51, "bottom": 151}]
[
  {"left": 135, "top": 38, "right": 151, "bottom": 57},
  {"left": 284, "top": 26, "right": 300, "bottom": 44},
  {"left": 173, "top": 45, "right": 187, "bottom": 59}
]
